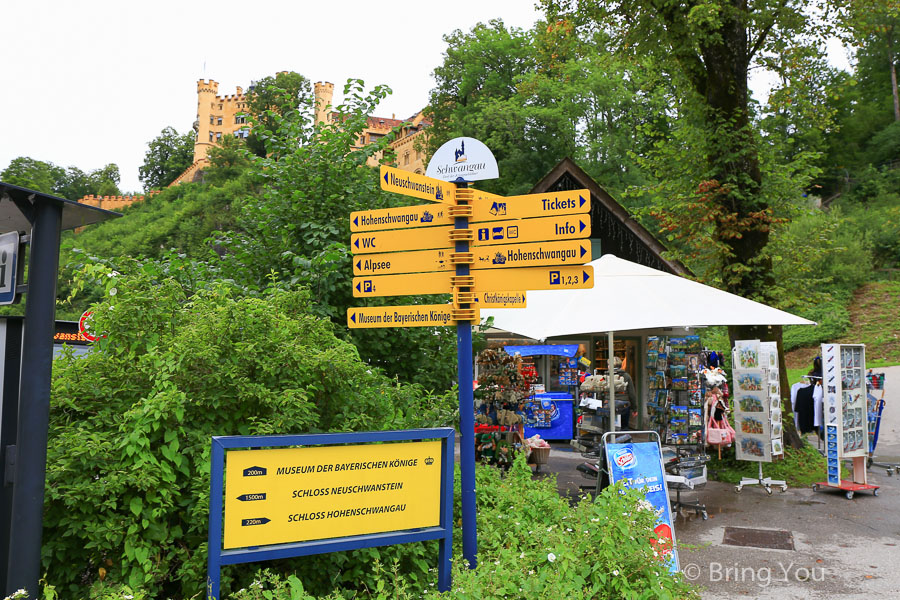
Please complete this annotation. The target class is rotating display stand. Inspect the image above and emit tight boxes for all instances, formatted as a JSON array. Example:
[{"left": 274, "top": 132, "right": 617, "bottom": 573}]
[
  {"left": 732, "top": 340, "right": 788, "bottom": 495},
  {"left": 813, "top": 343, "right": 880, "bottom": 499}
]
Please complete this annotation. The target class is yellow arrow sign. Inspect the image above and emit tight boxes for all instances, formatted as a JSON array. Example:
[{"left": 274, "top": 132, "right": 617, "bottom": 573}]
[
  {"left": 471, "top": 215, "right": 591, "bottom": 247},
  {"left": 472, "top": 265, "right": 594, "bottom": 292},
  {"left": 353, "top": 241, "right": 590, "bottom": 276},
  {"left": 472, "top": 240, "right": 591, "bottom": 270},
  {"left": 353, "top": 272, "right": 452, "bottom": 297},
  {"left": 471, "top": 189, "right": 590, "bottom": 223},
  {"left": 380, "top": 165, "right": 454, "bottom": 204},
  {"left": 472, "top": 291, "right": 526, "bottom": 308},
  {"left": 353, "top": 266, "right": 593, "bottom": 297},
  {"left": 353, "top": 249, "right": 452, "bottom": 276},
  {"left": 347, "top": 305, "right": 475, "bottom": 328},
  {"left": 351, "top": 226, "right": 453, "bottom": 255},
  {"left": 350, "top": 203, "right": 454, "bottom": 233},
  {"left": 351, "top": 215, "right": 591, "bottom": 255}
]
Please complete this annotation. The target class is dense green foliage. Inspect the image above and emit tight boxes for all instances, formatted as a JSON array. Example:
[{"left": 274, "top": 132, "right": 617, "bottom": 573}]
[
  {"left": 426, "top": 19, "right": 664, "bottom": 197},
  {"left": 138, "top": 127, "right": 196, "bottom": 190},
  {"left": 45, "top": 259, "right": 456, "bottom": 597},
  {"left": 0, "top": 156, "right": 121, "bottom": 198},
  {"left": 224, "top": 456, "right": 697, "bottom": 600},
  {"left": 243, "top": 70, "right": 314, "bottom": 157}
]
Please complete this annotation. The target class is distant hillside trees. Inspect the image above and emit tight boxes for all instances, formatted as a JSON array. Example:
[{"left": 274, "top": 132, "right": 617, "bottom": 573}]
[{"left": 0, "top": 156, "right": 121, "bottom": 198}]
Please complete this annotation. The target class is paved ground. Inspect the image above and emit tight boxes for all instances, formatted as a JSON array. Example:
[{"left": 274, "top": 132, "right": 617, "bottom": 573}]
[{"left": 525, "top": 365, "right": 900, "bottom": 598}]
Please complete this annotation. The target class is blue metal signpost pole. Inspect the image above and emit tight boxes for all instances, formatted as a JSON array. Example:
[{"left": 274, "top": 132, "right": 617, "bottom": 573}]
[{"left": 455, "top": 181, "right": 477, "bottom": 568}]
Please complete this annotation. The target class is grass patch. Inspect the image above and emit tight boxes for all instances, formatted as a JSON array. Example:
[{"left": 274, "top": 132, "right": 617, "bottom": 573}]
[
  {"left": 787, "top": 281, "right": 900, "bottom": 369},
  {"left": 706, "top": 440, "right": 825, "bottom": 487}
]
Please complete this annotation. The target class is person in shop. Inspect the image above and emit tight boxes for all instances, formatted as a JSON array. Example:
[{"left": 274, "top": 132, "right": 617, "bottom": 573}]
[
  {"left": 790, "top": 356, "right": 823, "bottom": 436},
  {"left": 614, "top": 357, "right": 636, "bottom": 429}
]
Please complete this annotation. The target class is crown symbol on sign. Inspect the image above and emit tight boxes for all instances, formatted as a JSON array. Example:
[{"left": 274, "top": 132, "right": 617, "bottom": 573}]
[{"left": 424, "top": 457, "right": 435, "bottom": 466}]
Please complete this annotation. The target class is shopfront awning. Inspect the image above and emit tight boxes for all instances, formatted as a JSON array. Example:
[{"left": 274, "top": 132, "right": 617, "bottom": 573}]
[
  {"left": 483, "top": 254, "right": 815, "bottom": 340},
  {"left": 503, "top": 344, "right": 580, "bottom": 357}
]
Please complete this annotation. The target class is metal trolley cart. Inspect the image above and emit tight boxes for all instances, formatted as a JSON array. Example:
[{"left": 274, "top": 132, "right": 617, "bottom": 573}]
[
  {"left": 866, "top": 371, "right": 898, "bottom": 476},
  {"left": 813, "top": 344, "right": 880, "bottom": 499}
]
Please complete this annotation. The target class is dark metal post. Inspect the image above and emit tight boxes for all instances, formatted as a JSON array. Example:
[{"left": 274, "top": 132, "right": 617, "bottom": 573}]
[
  {"left": 454, "top": 181, "right": 477, "bottom": 568},
  {"left": 0, "top": 317, "right": 24, "bottom": 593},
  {"left": 6, "top": 201, "right": 61, "bottom": 598}
]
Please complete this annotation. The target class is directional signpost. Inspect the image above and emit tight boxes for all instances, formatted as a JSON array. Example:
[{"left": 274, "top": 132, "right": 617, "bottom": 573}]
[
  {"left": 346, "top": 142, "right": 595, "bottom": 575},
  {"left": 347, "top": 305, "right": 463, "bottom": 328},
  {"left": 470, "top": 188, "right": 589, "bottom": 222},
  {"left": 380, "top": 165, "right": 454, "bottom": 204},
  {"left": 353, "top": 240, "right": 590, "bottom": 276}
]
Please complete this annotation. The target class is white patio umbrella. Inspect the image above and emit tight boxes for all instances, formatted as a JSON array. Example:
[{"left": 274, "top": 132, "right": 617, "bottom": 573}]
[
  {"left": 481, "top": 254, "right": 815, "bottom": 431},
  {"left": 481, "top": 254, "right": 814, "bottom": 340}
]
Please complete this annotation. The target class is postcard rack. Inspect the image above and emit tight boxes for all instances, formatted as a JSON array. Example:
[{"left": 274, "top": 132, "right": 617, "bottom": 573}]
[{"left": 645, "top": 335, "right": 710, "bottom": 520}]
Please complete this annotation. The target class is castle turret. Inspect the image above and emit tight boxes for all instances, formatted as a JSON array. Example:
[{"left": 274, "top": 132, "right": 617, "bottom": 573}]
[
  {"left": 194, "top": 79, "right": 220, "bottom": 163},
  {"left": 314, "top": 81, "right": 334, "bottom": 127}
]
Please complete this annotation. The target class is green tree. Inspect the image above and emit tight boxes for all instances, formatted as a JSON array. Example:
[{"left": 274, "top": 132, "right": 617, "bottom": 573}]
[
  {"left": 138, "top": 126, "right": 196, "bottom": 190},
  {"left": 426, "top": 18, "right": 668, "bottom": 198},
  {"left": 216, "top": 79, "right": 464, "bottom": 389},
  {"left": 1, "top": 157, "right": 121, "bottom": 199},
  {"left": 0, "top": 156, "right": 65, "bottom": 194},
  {"left": 243, "top": 70, "right": 313, "bottom": 157}
]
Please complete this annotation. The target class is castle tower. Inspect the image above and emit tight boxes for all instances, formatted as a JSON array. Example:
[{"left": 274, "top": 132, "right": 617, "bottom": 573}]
[
  {"left": 194, "top": 79, "right": 220, "bottom": 163},
  {"left": 314, "top": 81, "right": 334, "bottom": 127}
]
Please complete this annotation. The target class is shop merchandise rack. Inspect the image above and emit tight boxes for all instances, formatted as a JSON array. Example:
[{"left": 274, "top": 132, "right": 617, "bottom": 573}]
[
  {"left": 645, "top": 336, "right": 710, "bottom": 520},
  {"left": 866, "top": 371, "right": 898, "bottom": 476}
]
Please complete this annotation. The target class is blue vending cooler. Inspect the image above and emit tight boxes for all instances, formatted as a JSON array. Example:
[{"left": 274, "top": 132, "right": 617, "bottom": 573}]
[{"left": 523, "top": 392, "right": 574, "bottom": 440}]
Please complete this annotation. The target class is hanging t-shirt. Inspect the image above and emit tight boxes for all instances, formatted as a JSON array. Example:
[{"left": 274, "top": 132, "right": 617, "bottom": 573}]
[{"left": 790, "top": 381, "right": 824, "bottom": 433}]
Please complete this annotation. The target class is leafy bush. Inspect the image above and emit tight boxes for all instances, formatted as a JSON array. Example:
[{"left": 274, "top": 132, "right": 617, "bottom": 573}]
[
  {"left": 231, "top": 455, "right": 698, "bottom": 600},
  {"left": 43, "top": 259, "right": 451, "bottom": 598}
]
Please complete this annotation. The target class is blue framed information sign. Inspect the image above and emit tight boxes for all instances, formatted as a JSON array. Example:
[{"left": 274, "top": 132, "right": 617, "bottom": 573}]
[{"left": 207, "top": 428, "right": 455, "bottom": 599}]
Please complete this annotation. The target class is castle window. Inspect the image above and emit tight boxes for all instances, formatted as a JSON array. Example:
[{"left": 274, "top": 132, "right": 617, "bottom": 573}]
[
  {"left": 215, "top": 132, "right": 222, "bottom": 141},
  {"left": 235, "top": 114, "right": 246, "bottom": 124},
  {"left": 217, "top": 117, "right": 223, "bottom": 126},
  {"left": 209, "top": 116, "right": 215, "bottom": 125},
  {"left": 234, "top": 129, "right": 249, "bottom": 139},
  {"left": 209, "top": 132, "right": 214, "bottom": 142},
  {"left": 404, "top": 152, "right": 410, "bottom": 165}
]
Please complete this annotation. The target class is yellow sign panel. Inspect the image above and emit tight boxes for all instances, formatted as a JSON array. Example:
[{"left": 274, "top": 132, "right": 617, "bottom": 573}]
[
  {"left": 472, "top": 240, "right": 591, "bottom": 270},
  {"left": 471, "top": 215, "right": 591, "bottom": 247},
  {"left": 353, "top": 249, "right": 452, "bottom": 276},
  {"left": 350, "top": 204, "right": 454, "bottom": 233},
  {"left": 473, "top": 291, "right": 526, "bottom": 308},
  {"left": 353, "top": 241, "right": 590, "bottom": 276},
  {"left": 223, "top": 441, "right": 442, "bottom": 549},
  {"left": 351, "top": 226, "right": 453, "bottom": 255},
  {"left": 471, "top": 189, "right": 590, "bottom": 223},
  {"left": 353, "top": 272, "right": 452, "bottom": 297},
  {"left": 380, "top": 165, "right": 454, "bottom": 204},
  {"left": 473, "top": 265, "right": 594, "bottom": 292},
  {"left": 347, "top": 304, "right": 472, "bottom": 328}
]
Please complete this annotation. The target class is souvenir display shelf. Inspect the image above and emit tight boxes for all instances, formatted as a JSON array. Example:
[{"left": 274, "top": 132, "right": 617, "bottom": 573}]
[
  {"left": 731, "top": 340, "right": 787, "bottom": 494},
  {"left": 645, "top": 335, "right": 709, "bottom": 520},
  {"left": 813, "top": 343, "right": 880, "bottom": 499}
]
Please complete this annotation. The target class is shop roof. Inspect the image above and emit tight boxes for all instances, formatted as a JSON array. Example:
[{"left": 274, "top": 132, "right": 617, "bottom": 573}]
[
  {"left": 531, "top": 158, "right": 690, "bottom": 277},
  {"left": 0, "top": 181, "right": 120, "bottom": 233}
]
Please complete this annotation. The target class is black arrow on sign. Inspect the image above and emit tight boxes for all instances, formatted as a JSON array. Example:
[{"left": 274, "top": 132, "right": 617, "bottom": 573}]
[{"left": 236, "top": 493, "right": 267, "bottom": 502}]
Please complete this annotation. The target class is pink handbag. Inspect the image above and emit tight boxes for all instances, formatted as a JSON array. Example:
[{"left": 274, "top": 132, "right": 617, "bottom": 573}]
[{"left": 706, "top": 415, "right": 734, "bottom": 446}]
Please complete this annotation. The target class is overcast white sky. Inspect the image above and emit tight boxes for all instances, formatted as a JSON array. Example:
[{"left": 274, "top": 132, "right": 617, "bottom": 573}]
[
  {"left": 1, "top": 2, "right": 852, "bottom": 195},
  {"left": 0, "top": 0, "right": 542, "bottom": 194}
]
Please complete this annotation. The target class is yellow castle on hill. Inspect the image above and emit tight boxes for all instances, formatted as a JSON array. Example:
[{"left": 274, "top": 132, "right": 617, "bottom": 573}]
[{"left": 79, "top": 75, "right": 429, "bottom": 210}]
